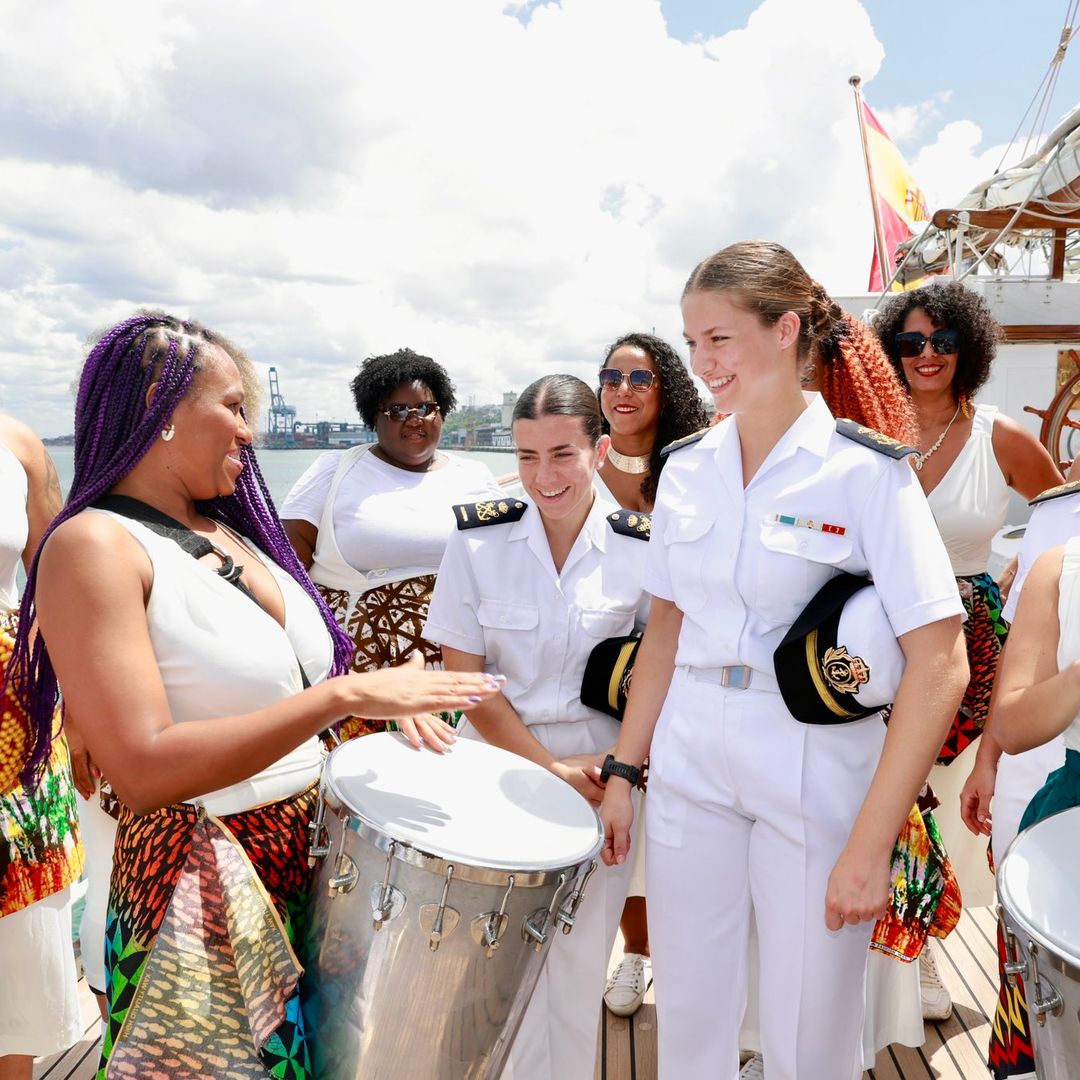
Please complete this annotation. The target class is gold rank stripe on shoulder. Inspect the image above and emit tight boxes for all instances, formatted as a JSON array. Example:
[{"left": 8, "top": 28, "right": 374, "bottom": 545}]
[
  {"left": 659, "top": 424, "right": 712, "bottom": 458},
  {"left": 453, "top": 499, "right": 528, "bottom": 530},
  {"left": 1029, "top": 478, "right": 1080, "bottom": 506},
  {"left": 834, "top": 418, "right": 917, "bottom": 459},
  {"left": 607, "top": 508, "right": 651, "bottom": 540}
]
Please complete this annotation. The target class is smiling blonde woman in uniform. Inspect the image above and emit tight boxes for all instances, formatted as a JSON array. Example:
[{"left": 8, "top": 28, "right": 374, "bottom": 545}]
[{"left": 599, "top": 242, "right": 968, "bottom": 1080}]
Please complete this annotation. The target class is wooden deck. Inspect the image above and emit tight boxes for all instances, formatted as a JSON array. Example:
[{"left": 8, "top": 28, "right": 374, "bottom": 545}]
[{"left": 34, "top": 907, "right": 1001, "bottom": 1080}]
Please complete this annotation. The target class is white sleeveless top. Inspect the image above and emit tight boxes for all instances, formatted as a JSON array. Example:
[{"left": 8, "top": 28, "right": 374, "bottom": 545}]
[
  {"left": 94, "top": 510, "right": 333, "bottom": 816},
  {"left": 926, "top": 404, "right": 1010, "bottom": 576},
  {"left": 0, "top": 440, "right": 28, "bottom": 613},
  {"left": 1057, "top": 536, "right": 1080, "bottom": 754}
]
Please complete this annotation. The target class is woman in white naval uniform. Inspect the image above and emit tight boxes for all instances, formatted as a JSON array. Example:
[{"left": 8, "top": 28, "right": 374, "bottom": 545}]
[
  {"left": 425, "top": 374, "right": 650, "bottom": 1080},
  {"left": 599, "top": 241, "right": 968, "bottom": 1080}
]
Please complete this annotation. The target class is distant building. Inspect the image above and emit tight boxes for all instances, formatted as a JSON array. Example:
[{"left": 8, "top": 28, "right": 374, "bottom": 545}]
[{"left": 501, "top": 391, "right": 518, "bottom": 429}]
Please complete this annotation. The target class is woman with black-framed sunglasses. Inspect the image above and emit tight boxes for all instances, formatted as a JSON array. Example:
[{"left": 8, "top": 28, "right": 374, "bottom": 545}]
[
  {"left": 875, "top": 281, "right": 1062, "bottom": 1047},
  {"left": 282, "top": 348, "right": 502, "bottom": 745}
]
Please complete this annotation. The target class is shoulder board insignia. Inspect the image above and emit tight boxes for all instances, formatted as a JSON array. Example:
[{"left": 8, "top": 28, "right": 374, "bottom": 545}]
[
  {"left": 1029, "top": 479, "right": 1080, "bottom": 506},
  {"left": 607, "top": 508, "right": 651, "bottom": 540},
  {"left": 453, "top": 499, "right": 527, "bottom": 530},
  {"left": 660, "top": 424, "right": 712, "bottom": 458},
  {"left": 835, "top": 418, "right": 916, "bottom": 459}
]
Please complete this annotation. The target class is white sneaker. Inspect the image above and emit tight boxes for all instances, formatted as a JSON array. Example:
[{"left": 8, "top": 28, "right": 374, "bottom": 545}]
[
  {"left": 919, "top": 943, "right": 953, "bottom": 1020},
  {"left": 739, "top": 1053, "right": 765, "bottom": 1079},
  {"left": 603, "top": 952, "right": 652, "bottom": 1016}
]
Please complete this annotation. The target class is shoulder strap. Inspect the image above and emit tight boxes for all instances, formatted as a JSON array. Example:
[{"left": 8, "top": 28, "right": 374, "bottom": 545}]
[
  {"left": 660, "top": 425, "right": 712, "bottom": 459},
  {"left": 1030, "top": 478, "right": 1080, "bottom": 507},
  {"left": 834, "top": 419, "right": 916, "bottom": 460},
  {"left": 606, "top": 508, "right": 651, "bottom": 540}
]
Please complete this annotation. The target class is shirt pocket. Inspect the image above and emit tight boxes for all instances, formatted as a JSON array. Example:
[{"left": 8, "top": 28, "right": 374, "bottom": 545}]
[
  {"left": 755, "top": 520, "right": 854, "bottom": 623},
  {"left": 476, "top": 599, "right": 541, "bottom": 692},
  {"left": 580, "top": 607, "right": 635, "bottom": 642},
  {"left": 663, "top": 515, "right": 716, "bottom": 613}
]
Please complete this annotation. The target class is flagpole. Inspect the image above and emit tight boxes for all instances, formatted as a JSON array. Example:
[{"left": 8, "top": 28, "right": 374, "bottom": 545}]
[{"left": 849, "top": 75, "right": 890, "bottom": 291}]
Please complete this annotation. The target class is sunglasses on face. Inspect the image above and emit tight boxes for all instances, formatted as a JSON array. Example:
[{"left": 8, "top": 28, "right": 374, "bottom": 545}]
[
  {"left": 380, "top": 401, "right": 441, "bottom": 422},
  {"left": 598, "top": 368, "right": 656, "bottom": 392},
  {"left": 894, "top": 329, "right": 960, "bottom": 359}
]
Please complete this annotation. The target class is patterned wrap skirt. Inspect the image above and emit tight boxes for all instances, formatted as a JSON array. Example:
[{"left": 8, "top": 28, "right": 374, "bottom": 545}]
[
  {"left": 937, "top": 571, "right": 1008, "bottom": 765},
  {"left": 97, "top": 784, "right": 317, "bottom": 1079},
  {"left": 316, "top": 574, "right": 457, "bottom": 741}
]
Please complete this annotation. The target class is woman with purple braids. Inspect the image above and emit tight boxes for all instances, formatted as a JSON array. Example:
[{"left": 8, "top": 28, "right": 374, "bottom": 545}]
[{"left": 5, "top": 311, "right": 502, "bottom": 1078}]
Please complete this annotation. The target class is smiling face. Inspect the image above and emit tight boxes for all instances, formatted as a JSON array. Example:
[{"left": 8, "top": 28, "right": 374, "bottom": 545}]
[
  {"left": 681, "top": 289, "right": 798, "bottom": 415},
  {"left": 513, "top": 413, "right": 607, "bottom": 526},
  {"left": 599, "top": 344, "right": 662, "bottom": 441},
  {"left": 373, "top": 380, "right": 444, "bottom": 471},
  {"left": 165, "top": 345, "right": 253, "bottom": 500},
  {"left": 898, "top": 307, "right": 958, "bottom": 398}
]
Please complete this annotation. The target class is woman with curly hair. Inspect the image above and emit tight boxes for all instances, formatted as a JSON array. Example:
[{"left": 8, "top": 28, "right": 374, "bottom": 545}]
[
  {"left": 593, "top": 332, "right": 710, "bottom": 1019},
  {"left": 282, "top": 348, "right": 502, "bottom": 743},
  {"left": 875, "top": 280, "right": 1062, "bottom": 1038}
]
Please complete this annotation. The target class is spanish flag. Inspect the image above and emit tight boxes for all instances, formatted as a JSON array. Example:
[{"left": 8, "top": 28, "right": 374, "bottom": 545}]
[{"left": 862, "top": 101, "right": 929, "bottom": 291}]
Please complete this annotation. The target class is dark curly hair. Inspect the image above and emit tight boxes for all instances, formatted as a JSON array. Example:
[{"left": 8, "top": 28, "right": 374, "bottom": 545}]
[
  {"left": 350, "top": 347, "right": 457, "bottom": 428},
  {"left": 874, "top": 280, "right": 1002, "bottom": 403},
  {"left": 598, "top": 332, "right": 711, "bottom": 505}
]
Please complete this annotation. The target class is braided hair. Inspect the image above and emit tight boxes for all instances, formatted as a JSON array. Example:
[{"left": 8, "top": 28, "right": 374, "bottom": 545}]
[{"left": 7, "top": 311, "right": 353, "bottom": 787}]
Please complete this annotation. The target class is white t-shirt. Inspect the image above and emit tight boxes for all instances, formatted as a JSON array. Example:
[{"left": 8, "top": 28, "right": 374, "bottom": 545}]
[{"left": 281, "top": 450, "right": 500, "bottom": 580}]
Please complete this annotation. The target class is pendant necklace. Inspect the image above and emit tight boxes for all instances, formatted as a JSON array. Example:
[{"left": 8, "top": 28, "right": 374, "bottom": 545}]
[
  {"left": 914, "top": 404, "right": 962, "bottom": 472},
  {"left": 606, "top": 446, "right": 651, "bottom": 474}
]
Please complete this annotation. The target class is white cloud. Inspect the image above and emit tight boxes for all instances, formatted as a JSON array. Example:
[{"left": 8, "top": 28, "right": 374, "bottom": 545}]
[{"left": 0, "top": 0, "right": 1007, "bottom": 436}]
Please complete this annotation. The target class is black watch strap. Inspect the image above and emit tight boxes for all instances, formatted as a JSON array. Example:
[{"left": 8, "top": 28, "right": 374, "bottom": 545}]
[{"left": 601, "top": 754, "right": 642, "bottom": 786}]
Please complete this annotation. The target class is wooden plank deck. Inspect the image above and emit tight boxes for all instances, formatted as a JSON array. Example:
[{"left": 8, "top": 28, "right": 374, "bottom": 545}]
[{"left": 35, "top": 906, "right": 1000, "bottom": 1079}]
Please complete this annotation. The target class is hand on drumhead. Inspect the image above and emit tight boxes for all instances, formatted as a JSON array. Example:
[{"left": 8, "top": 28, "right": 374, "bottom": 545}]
[
  {"left": 339, "top": 662, "right": 505, "bottom": 721},
  {"left": 395, "top": 712, "right": 458, "bottom": 753},
  {"left": 551, "top": 758, "right": 607, "bottom": 807},
  {"left": 824, "top": 847, "right": 890, "bottom": 931},
  {"left": 598, "top": 783, "right": 635, "bottom": 867}
]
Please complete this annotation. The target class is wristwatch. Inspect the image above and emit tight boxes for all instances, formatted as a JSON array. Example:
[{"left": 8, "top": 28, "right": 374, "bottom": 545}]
[{"left": 600, "top": 754, "right": 642, "bottom": 787}]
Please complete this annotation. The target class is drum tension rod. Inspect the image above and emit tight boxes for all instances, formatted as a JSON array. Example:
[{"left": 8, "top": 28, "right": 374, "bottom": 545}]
[
  {"left": 557, "top": 860, "right": 598, "bottom": 936},
  {"left": 1027, "top": 939, "right": 1064, "bottom": 1024},
  {"left": 373, "top": 842, "right": 398, "bottom": 930},
  {"left": 524, "top": 872, "right": 568, "bottom": 952},
  {"left": 307, "top": 789, "right": 331, "bottom": 867},
  {"left": 484, "top": 876, "right": 515, "bottom": 957},
  {"left": 428, "top": 865, "right": 455, "bottom": 952},
  {"left": 997, "top": 906, "right": 1027, "bottom": 987}
]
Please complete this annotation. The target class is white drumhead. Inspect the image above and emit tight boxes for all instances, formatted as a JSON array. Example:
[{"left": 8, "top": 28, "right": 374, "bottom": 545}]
[
  {"left": 324, "top": 733, "right": 602, "bottom": 871},
  {"left": 998, "top": 805, "right": 1080, "bottom": 963}
]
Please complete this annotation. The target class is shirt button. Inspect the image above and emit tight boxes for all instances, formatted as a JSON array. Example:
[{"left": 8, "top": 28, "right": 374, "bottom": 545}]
[
  {"left": 500, "top": 615, "right": 508, "bottom": 624},
  {"left": 798, "top": 539, "right": 808, "bottom": 552}
]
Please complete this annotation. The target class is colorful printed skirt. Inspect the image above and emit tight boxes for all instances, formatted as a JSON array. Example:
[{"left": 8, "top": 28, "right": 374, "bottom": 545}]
[
  {"left": 937, "top": 572, "right": 1008, "bottom": 765},
  {"left": 986, "top": 751, "right": 1080, "bottom": 1078},
  {"left": 316, "top": 574, "right": 457, "bottom": 741},
  {"left": 871, "top": 805, "right": 961, "bottom": 962},
  {"left": 98, "top": 785, "right": 317, "bottom": 1079}
]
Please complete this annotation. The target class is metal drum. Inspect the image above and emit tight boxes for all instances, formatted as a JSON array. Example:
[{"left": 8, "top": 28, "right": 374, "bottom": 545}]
[
  {"left": 301, "top": 732, "right": 603, "bottom": 1079},
  {"left": 997, "top": 804, "right": 1080, "bottom": 1080}
]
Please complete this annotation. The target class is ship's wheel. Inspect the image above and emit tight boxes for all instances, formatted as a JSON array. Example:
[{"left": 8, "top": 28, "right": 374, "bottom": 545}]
[{"left": 1024, "top": 350, "right": 1080, "bottom": 469}]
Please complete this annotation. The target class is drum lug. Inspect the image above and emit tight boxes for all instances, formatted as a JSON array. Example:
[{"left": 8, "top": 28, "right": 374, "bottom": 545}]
[
  {"left": 372, "top": 842, "right": 406, "bottom": 929},
  {"left": 1027, "top": 940, "right": 1064, "bottom": 1024},
  {"left": 997, "top": 905, "right": 1027, "bottom": 986},
  {"left": 307, "top": 788, "right": 332, "bottom": 867},
  {"left": 328, "top": 853, "right": 359, "bottom": 896},
  {"left": 422, "top": 865, "right": 458, "bottom": 952},
  {"left": 523, "top": 872, "right": 568, "bottom": 952},
  {"left": 472, "top": 875, "right": 516, "bottom": 957},
  {"left": 557, "top": 860, "right": 598, "bottom": 935}
]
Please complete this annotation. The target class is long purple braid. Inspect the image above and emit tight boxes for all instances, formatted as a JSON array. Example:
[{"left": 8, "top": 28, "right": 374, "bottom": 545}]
[{"left": 7, "top": 311, "right": 351, "bottom": 788}]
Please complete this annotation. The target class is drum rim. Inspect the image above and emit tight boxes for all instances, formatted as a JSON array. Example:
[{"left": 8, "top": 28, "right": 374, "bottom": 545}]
[{"left": 323, "top": 785, "right": 603, "bottom": 886}]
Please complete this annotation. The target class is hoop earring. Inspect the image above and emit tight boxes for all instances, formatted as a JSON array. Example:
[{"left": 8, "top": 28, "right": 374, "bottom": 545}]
[{"left": 161, "top": 424, "right": 176, "bottom": 442}]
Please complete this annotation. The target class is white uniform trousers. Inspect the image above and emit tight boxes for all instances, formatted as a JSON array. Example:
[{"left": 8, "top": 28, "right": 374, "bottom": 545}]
[{"left": 646, "top": 667, "right": 886, "bottom": 1080}]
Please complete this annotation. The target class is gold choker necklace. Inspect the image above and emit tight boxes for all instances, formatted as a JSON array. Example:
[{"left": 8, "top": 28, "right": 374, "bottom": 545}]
[{"left": 607, "top": 446, "right": 651, "bottom": 474}]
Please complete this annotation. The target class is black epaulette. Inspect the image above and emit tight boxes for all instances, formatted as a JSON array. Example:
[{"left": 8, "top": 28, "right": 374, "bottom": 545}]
[
  {"left": 660, "top": 424, "right": 712, "bottom": 458},
  {"left": 453, "top": 498, "right": 528, "bottom": 530},
  {"left": 1029, "top": 479, "right": 1080, "bottom": 507},
  {"left": 607, "top": 508, "right": 651, "bottom": 540},
  {"left": 835, "top": 418, "right": 917, "bottom": 460}
]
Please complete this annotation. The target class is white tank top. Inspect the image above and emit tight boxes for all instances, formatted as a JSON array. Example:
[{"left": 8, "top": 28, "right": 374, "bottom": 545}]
[
  {"left": 0, "top": 440, "right": 28, "bottom": 613},
  {"left": 95, "top": 510, "right": 333, "bottom": 815},
  {"left": 926, "top": 404, "right": 1010, "bottom": 576},
  {"left": 1057, "top": 536, "right": 1080, "bottom": 754}
]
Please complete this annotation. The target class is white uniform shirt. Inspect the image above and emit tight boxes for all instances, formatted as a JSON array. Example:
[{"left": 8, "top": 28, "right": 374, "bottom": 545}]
[
  {"left": 644, "top": 393, "right": 963, "bottom": 675},
  {"left": 1002, "top": 489, "right": 1080, "bottom": 622},
  {"left": 425, "top": 494, "right": 649, "bottom": 728}
]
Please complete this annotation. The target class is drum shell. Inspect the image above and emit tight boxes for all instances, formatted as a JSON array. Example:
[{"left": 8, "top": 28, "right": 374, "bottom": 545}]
[
  {"left": 997, "top": 807, "right": 1080, "bottom": 1080},
  {"left": 301, "top": 784, "right": 599, "bottom": 1080}
]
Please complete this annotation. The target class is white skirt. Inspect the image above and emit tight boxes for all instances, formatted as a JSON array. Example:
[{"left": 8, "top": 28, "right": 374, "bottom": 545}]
[
  {"left": 75, "top": 789, "right": 119, "bottom": 994},
  {"left": 0, "top": 887, "right": 83, "bottom": 1056}
]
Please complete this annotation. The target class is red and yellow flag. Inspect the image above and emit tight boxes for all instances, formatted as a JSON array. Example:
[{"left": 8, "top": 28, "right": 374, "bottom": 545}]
[{"left": 863, "top": 101, "right": 929, "bottom": 291}]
